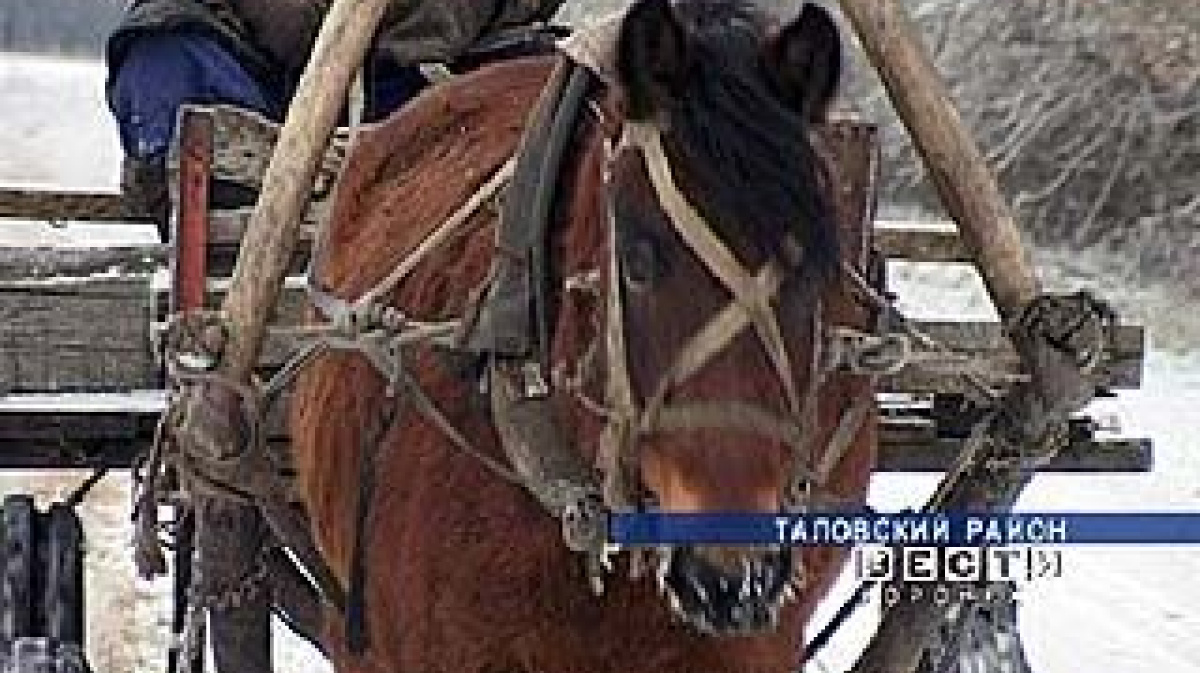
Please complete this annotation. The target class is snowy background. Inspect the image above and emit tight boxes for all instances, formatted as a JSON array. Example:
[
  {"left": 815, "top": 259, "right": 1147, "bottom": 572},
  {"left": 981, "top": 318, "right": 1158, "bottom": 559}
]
[{"left": 1, "top": 5, "right": 1198, "bottom": 670}]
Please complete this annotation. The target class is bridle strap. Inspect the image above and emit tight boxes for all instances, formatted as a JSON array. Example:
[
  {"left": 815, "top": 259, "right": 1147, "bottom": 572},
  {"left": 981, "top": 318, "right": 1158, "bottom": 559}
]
[
  {"left": 621, "top": 123, "right": 803, "bottom": 419},
  {"left": 599, "top": 163, "right": 641, "bottom": 508},
  {"left": 644, "top": 263, "right": 787, "bottom": 427},
  {"left": 597, "top": 122, "right": 834, "bottom": 512}
]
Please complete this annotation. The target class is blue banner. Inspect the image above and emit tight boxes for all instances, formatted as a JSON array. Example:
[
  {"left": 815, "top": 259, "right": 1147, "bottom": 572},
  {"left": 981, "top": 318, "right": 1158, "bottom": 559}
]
[{"left": 609, "top": 513, "right": 1200, "bottom": 546}]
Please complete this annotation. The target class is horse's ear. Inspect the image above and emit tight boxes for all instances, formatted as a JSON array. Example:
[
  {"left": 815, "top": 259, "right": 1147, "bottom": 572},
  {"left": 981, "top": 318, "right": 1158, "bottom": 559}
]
[
  {"left": 764, "top": 4, "right": 843, "bottom": 123},
  {"left": 617, "top": 0, "right": 689, "bottom": 121}
]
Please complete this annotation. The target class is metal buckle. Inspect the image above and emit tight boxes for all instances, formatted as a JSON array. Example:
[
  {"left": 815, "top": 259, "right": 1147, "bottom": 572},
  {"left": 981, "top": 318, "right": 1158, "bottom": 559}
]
[{"left": 520, "top": 360, "right": 551, "bottom": 399}]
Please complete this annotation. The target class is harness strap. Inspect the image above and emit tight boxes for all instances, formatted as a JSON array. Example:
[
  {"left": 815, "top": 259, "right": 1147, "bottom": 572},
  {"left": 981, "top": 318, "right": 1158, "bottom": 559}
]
[
  {"left": 600, "top": 122, "right": 824, "bottom": 513},
  {"left": 345, "top": 394, "right": 400, "bottom": 654},
  {"left": 464, "top": 54, "right": 578, "bottom": 358},
  {"left": 623, "top": 123, "right": 804, "bottom": 419},
  {"left": 643, "top": 264, "right": 786, "bottom": 426}
]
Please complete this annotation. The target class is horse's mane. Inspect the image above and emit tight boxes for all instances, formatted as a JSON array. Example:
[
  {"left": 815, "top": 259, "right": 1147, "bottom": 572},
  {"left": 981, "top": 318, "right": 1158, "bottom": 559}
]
[{"left": 657, "top": 0, "right": 841, "bottom": 281}]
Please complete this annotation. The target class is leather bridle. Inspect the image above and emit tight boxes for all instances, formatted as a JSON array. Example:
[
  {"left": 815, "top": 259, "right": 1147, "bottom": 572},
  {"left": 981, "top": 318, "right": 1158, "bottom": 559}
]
[{"left": 596, "top": 120, "right": 844, "bottom": 514}]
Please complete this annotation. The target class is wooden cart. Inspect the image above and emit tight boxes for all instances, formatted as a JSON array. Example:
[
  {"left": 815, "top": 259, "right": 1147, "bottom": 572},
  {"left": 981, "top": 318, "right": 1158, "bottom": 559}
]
[
  {"left": 0, "top": 101, "right": 1150, "bottom": 672},
  {"left": 0, "top": 0, "right": 1158, "bottom": 670}
]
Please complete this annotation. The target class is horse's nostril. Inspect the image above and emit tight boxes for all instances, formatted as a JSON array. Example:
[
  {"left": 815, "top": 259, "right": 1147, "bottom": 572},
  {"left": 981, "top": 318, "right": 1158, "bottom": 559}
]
[
  {"left": 662, "top": 546, "right": 793, "bottom": 634},
  {"left": 728, "top": 600, "right": 774, "bottom": 630}
]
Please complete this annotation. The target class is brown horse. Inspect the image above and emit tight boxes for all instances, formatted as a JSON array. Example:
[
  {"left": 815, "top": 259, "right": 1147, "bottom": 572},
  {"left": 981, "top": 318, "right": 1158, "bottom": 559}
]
[{"left": 290, "top": 1, "right": 877, "bottom": 671}]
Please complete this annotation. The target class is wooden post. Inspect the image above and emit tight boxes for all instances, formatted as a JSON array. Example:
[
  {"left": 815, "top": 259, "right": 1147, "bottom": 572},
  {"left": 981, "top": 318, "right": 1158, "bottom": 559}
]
[
  {"left": 836, "top": 0, "right": 1039, "bottom": 326},
  {"left": 173, "top": 107, "right": 272, "bottom": 673},
  {"left": 831, "top": 1, "right": 1090, "bottom": 671},
  {"left": 184, "top": 1, "right": 389, "bottom": 671},
  {"left": 173, "top": 109, "right": 214, "bottom": 314},
  {"left": 217, "top": 0, "right": 392, "bottom": 378}
]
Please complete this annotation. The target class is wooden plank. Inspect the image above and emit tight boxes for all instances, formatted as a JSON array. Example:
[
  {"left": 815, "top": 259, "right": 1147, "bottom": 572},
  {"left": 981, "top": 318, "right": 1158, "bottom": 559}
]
[
  {"left": 0, "top": 411, "right": 140, "bottom": 442},
  {"left": 204, "top": 215, "right": 970, "bottom": 263},
  {"left": 205, "top": 215, "right": 975, "bottom": 265},
  {"left": 0, "top": 398, "right": 1151, "bottom": 473},
  {"left": 41, "top": 504, "right": 86, "bottom": 649},
  {"left": 873, "top": 220, "right": 968, "bottom": 262},
  {"left": 876, "top": 412, "right": 1153, "bottom": 472},
  {"left": 203, "top": 105, "right": 349, "bottom": 197},
  {"left": 237, "top": 315, "right": 1143, "bottom": 391},
  {"left": 152, "top": 276, "right": 311, "bottom": 326},
  {"left": 881, "top": 436, "right": 1152, "bottom": 473},
  {"left": 0, "top": 189, "right": 154, "bottom": 223},
  {"left": 882, "top": 321, "right": 1144, "bottom": 392},
  {"left": 0, "top": 214, "right": 971, "bottom": 273},
  {"left": 0, "top": 276, "right": 158, "bottom": 393},
  {"left": 0, "top": 267, "right": 1141, "bottom": 396},
  {"left": 205, "top": 208, "right": 323, "bottom": 277},
  {"left": 0, "top": 495, "right": 35, "bottom": 652},
  {"left": 0, "top": 246, "right": 165, "bottom": 280},
  {"left": 0, "top": 393, "right": 160, "bottom": 467}
]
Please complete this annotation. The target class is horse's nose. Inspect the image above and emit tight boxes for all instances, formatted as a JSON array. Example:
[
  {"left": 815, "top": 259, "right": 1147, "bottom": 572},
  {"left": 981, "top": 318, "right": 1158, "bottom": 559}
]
[{"left": 661, "top": 545, "right": 795, "bottom": 635}]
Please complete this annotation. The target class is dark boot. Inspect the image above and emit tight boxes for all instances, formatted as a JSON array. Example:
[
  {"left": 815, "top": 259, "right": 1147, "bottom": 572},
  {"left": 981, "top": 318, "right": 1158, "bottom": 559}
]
[
  {"left": 120, "top": 155, "right": 170, "bottom": 240},
  {"left": 210, "top": 180, "right": 258, "bottom": 211}
]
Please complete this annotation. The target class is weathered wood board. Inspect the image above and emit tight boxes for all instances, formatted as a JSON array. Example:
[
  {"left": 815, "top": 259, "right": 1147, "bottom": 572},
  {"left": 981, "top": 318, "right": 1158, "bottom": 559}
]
[
  {"left": 0, "top": 256, "right": 1145, "bottom": 396},
  {"left": 0, "top": 105, "right": 1152, "bottom": 477},
  {"left": 0, "top": 275, "right": 157, "bottom": 393},
  {"left": 0, "top": 392, "right": 1151, "bottom": 473}
]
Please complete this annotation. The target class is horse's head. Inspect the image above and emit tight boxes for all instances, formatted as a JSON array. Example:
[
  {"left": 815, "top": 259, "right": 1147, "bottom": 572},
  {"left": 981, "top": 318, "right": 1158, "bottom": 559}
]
[{"left": 595, "top": 0, "right": 846, "bottom": 635}]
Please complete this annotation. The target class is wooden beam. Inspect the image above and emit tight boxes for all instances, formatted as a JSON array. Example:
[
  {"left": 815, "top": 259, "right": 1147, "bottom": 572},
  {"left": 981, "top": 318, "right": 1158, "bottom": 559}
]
[
  {"left": 0, "top": 398, "right": 1151, "bottom": 473},
  {"left": 835, "top": 0, "right": 1104, "bottom": 669},
  {"left": 0, "top": 246, "right": 165, "bottom": 280},
  {"left": 191, "top": 3, "right": 392, "bottom": 671},
  {"left": 171, "top": 109, "right": 214, "bottom": 313},
  {"left": 836, "top": 0, "right": 1038, "bottom": 324},
  {"left": 217, "top": 0, "right": 390, "bottom": 379},
  {"left": 873, "top": 220, "right": 969, "bottom": 262},
  {"left": 0, "top": 189, "right": 153, "bottom": 223}
]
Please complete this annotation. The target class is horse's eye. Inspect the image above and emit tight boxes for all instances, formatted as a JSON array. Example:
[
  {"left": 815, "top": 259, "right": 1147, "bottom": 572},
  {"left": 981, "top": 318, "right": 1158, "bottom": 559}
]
[{"left": 620, "top": 233, "right": 667, "bottom": 290}]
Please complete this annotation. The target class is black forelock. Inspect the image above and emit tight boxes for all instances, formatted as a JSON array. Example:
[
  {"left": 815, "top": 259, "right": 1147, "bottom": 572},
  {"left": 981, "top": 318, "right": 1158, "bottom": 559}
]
[{"left": 661, "top": 0, "right": 841, "bottom": 282}]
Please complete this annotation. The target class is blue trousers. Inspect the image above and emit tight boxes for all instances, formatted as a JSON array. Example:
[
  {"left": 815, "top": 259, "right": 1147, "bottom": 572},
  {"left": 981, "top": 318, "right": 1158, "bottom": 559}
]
[{"left": 109, "top": 31, "right": 427, "bottom": 162}]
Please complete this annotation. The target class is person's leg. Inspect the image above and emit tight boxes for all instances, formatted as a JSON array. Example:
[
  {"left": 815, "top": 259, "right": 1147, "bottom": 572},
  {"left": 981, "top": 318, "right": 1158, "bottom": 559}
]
[
  {"left": 108, "top": 31, "right": 280, "bottom": 236},
  {"left": 362, "top": 55, "right": 428, "bottom": 123}
]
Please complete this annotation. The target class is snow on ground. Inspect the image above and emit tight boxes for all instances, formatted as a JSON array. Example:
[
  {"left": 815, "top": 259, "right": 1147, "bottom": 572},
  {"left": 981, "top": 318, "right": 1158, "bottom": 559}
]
[
  {"left": 1, "top": 52, "right": 1197, "bottom": 673},
  {"left": 805, "top": 269, "right": 1200, "bottom": 672},
  {"left": 0, "top": 54, "right": 120, "bottom": 192},
  {"left": 0, "top": 53, "right": 157, "bottom": 247}
]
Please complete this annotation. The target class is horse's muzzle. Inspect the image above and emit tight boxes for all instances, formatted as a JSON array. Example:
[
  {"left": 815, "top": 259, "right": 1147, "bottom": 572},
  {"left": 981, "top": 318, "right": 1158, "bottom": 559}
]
[{"left": 657, "top": 545, "right": 796, "bottom": 635}]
